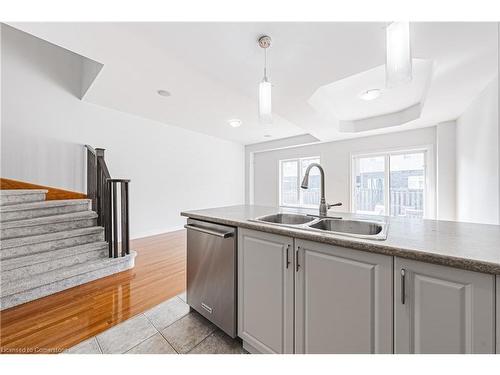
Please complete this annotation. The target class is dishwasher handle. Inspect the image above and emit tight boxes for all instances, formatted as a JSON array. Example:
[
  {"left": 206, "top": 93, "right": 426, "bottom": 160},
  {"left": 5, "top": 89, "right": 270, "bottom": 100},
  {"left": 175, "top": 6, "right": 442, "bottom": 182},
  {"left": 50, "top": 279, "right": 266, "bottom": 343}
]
[{"left": 184, "top": 224, "right": 234, "bottom": 238}]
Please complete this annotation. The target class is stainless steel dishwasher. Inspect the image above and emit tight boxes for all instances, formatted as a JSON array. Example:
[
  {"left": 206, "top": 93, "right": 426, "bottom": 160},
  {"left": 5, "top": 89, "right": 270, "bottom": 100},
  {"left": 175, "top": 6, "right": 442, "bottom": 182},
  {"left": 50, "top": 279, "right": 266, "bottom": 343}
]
[{"left": 184, "top": 218, "right": 237, "bottom": 338}]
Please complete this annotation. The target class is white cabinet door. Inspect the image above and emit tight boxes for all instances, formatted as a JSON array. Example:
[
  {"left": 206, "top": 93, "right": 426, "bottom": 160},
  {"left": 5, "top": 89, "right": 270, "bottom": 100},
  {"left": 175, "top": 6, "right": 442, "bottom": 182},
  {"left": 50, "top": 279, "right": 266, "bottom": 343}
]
[
  {"left": 394, "top": 257, "right": 495, "bottom": 354},
  {"left": 294, "top": 239, "right": 393, "bottom": 354},
  {"left": 237, "top": 228, "right": 294, "bottom": 353}
]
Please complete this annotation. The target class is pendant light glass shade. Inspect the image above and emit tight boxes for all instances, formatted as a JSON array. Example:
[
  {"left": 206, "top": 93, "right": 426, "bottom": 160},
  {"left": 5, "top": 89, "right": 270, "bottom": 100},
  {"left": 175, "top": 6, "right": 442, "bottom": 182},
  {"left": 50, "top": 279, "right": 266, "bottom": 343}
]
[
  {"left": 259, "top": 78, "right": 272, "bottom": 124},
  {"left": 386, "top": 22, "right": 412, "bottom": 88},
  {"left": 258, "top": 35, "right": 273, "bottom": 124}
]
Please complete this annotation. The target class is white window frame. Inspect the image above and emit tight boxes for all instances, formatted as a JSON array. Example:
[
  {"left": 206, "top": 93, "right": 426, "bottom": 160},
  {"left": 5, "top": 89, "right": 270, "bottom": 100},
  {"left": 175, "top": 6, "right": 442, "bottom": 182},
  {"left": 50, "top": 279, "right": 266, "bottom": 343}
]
[
  {"left": 279, "top": 156, "right": 321, "bottom": 209},
  {"left": 350, "top": 145, "right": 436, "bottom": 219}
]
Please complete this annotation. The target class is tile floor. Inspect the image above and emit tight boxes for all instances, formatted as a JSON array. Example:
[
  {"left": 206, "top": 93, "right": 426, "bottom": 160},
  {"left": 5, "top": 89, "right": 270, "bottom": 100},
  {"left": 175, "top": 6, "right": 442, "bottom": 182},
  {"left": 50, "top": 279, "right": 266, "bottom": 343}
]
[{"left": 64, "top": 293, "right": 246, "bottom": 354}]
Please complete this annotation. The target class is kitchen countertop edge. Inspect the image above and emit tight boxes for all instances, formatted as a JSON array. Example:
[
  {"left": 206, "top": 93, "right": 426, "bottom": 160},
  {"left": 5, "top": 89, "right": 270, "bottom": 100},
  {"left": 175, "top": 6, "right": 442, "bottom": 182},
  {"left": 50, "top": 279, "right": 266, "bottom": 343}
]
[{"left": 181, "top": 209, "right": 500, "bottom": 275}]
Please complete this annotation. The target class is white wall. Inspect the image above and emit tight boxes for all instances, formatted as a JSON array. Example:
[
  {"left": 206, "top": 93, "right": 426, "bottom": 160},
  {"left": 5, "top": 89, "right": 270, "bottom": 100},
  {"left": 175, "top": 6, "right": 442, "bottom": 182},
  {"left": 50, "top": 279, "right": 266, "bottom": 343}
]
[
  {"left": 1, "top": 25, "right": 245, "bottom": 239},
  {"left": 245, "top": 134, "right": 320, "bottom": 205},
  {"left": 436, "top": 121, "right": 457, "bottom": 221},
  {"left": 252, "top": 127, "right": 437, "bottom": 217},
  {"left": 456, "top": 77, "right": 499, "bottom": 225}
]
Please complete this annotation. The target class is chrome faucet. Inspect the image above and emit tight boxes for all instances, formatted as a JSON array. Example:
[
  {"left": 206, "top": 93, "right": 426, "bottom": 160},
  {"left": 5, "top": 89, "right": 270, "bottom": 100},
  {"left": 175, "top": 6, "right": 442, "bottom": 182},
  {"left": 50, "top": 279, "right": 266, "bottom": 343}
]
[{"left": 301, "top": 163, "right": 342, "bottom": 217}]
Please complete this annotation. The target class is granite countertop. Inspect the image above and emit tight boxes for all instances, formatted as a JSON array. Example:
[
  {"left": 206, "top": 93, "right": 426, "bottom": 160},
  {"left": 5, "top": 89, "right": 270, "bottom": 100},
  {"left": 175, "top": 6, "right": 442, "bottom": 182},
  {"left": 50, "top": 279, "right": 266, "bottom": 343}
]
[{"left": 181, "top": 205, "right": 500, "bottom": 275}]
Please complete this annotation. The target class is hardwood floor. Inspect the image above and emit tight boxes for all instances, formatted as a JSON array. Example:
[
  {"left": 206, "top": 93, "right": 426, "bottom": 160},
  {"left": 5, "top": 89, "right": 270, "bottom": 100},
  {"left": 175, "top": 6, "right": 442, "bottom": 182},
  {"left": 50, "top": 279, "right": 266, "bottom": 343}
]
[{"left": 0, "top": 230, "right": 186, "bottom": 354}]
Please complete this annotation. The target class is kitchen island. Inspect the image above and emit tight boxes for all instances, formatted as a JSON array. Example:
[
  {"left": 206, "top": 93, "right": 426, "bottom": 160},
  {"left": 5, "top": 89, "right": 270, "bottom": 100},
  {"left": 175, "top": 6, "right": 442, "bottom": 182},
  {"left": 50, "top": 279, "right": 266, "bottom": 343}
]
[{"left": 181, "top": 205, "right": 500, "bottom": 354}]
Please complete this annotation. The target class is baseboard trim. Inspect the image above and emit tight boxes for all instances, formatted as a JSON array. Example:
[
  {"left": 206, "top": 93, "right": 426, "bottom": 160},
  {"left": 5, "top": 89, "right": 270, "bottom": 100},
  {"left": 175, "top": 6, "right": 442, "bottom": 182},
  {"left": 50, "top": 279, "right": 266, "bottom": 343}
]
[
  {"left": 243, "top": 341, "right": 262, "bottom": 354},
  {"left": 130, "top": 225, "right": 185, "bottom": 241}
]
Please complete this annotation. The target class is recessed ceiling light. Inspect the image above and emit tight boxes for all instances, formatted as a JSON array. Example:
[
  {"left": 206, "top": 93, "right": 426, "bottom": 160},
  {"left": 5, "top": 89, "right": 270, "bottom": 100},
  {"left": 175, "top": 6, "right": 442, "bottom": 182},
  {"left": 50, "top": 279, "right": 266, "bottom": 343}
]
[
  {"left": 358, "top": 89, "right": 381, "bottom": 101},
  {"left": 264, "top": 134, "right": 272, "bottom": 138},
  {"left": 228, "top": 119, "right": 242, "bottom": 128},
  {"left": 157, "top": 89, "right": 171, "bottom": 97}
]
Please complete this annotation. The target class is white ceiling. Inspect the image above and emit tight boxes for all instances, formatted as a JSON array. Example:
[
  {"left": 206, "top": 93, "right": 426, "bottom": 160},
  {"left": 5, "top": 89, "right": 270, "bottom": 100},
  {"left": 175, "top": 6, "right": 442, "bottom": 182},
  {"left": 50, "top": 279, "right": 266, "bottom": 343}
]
[
  {"left": 308, "top": 58, "right": 434, "bottom": 132},
  {"left": 9, "top": 22, "right": 498, "bottom": 145}
]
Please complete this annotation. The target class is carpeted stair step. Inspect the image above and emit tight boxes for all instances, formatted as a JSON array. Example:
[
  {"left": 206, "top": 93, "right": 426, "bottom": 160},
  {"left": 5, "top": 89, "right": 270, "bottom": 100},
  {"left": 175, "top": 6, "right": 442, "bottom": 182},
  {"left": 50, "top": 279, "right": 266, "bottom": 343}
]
[
  {"left": 0, "top": 211, "right": 97, "bottom": 239},
  {"left": 0, "top": 199, "right": 91, "bottom": 222},
  {"left": 0, "top": 189, "right": 48, "bottom": 206},
  {"left": 1, "top": 241, "right": 109, "bottom": 281},
  {"left": 0, "top": 227, "right": 105, "bottom": 259},
  {"left": 0, "top": 252, "right": 136, "bottom": 310}
]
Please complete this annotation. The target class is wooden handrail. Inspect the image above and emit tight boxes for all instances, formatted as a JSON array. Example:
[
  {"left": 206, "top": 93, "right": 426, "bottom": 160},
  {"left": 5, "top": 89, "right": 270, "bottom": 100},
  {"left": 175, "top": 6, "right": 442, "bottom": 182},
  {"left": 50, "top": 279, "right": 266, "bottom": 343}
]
[
  {"left": 107, "top": 178, "right": 131, "bottom": 183},
  {"left": 85, "top": 144, "right": 97, "bottom": 155},
  {"left": 86, "top": 146, "right": 130, "bottom": 258}
]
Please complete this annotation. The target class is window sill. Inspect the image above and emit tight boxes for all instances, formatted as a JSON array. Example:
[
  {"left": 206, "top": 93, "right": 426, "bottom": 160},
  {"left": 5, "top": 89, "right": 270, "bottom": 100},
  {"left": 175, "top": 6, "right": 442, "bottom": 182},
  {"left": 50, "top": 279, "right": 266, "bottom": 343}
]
[{"left": 279, "top": 204, "right": 319, "bottom": 210}]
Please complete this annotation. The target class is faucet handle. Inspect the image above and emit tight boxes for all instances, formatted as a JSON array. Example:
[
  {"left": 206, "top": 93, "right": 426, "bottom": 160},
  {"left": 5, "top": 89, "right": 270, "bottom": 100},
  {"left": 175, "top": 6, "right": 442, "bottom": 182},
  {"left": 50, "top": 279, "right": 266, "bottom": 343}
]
[{"left": 327, "top": 202, "right": 342, "bottom": 209}]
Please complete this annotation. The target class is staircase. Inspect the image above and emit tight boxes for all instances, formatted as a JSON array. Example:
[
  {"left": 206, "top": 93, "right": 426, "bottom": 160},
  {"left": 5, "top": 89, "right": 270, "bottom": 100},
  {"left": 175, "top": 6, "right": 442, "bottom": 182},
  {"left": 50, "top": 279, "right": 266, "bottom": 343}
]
[{"left": 0, "top": 189, "right": 136, "bottom": 310}]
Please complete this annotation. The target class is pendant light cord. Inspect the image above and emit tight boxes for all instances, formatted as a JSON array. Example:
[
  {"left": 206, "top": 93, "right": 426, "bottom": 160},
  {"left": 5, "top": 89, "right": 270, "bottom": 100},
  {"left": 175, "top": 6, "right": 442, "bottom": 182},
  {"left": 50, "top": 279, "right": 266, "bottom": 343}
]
[{"left": 264, "top": 48, "right": 268, "bottom": 80}]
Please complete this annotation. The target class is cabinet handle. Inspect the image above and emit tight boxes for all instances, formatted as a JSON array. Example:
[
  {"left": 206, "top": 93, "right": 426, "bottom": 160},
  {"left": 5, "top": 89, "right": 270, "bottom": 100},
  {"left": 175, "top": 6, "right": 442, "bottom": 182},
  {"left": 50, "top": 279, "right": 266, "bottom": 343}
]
[
  {"left": 286, "top": 245, "right": 290, "bottom": 269},
  {"left": 401, "top": 268, "right": 406, "bottom": 304},
  {"left": 296, "top": 246, "right": 300, "bottom": 272}
]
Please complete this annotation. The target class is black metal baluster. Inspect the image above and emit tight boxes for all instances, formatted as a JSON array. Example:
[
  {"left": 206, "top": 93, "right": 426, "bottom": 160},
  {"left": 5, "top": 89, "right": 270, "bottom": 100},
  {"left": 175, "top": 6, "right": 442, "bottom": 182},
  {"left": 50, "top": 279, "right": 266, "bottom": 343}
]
[
  {"left": 100, "top": 170, "right": 104, "bottom": 230},
  {"left": 101, "top": 170, "right": 105, "bottom": 238},
  {"left": 107, "top": 181, "right": 112, "bottom": 257},
  {"left": 86, "top": 147, "right": 97, "bottom": 211},
  {"left": 125, "top": 182, "right": 130, "bottom": 255},
  {"left": 121, "top": 182, "right": 130, "bottom": 256},
  {"left": 112, "top": 181, "right": 118, "bottom": 258},
  {"left": 95, "top": 148, "right": 106, "bottom": 226}
]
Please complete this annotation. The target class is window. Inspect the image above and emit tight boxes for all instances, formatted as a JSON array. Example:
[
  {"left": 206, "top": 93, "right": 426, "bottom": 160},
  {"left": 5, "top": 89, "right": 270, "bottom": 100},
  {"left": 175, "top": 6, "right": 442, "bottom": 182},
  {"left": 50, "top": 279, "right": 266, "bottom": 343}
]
[
  {"left": 280, "top": 157, "right": 320, "bottom": 208},
  {"left": 352, "top": 150, "right": 427, "bottom": 218},
  {"left": 352, "top": 155, "right": 386, "bottom": 215}
]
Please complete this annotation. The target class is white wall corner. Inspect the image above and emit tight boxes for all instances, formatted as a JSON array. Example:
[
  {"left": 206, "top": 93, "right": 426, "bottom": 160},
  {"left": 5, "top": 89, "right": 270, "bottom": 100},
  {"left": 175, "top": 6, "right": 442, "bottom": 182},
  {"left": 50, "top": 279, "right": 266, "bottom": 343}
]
[
  {"left": 80, "top": 57, "right": 104, "bottom": 100},
  {"left": 436, "top": 121, "right": 457, "bottom": 221},
  {"left": 455, "top": 76, "right": 499, "bottom": 224}
]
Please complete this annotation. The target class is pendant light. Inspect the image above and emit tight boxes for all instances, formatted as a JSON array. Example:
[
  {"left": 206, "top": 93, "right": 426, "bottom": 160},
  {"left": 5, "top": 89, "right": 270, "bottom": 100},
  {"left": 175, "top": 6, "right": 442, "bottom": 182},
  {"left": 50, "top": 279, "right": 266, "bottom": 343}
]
[
  {"left": 386, "top": 22, "right": 412, "bottom": 88},
  {"left": 258, "top": 35, "right": 272, "bottom": 124}
]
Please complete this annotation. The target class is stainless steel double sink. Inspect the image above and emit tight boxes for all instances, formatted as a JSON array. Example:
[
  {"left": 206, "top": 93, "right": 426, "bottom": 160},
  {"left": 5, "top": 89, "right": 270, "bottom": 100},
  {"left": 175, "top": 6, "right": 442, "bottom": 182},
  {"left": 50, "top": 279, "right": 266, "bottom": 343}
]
[{"left": 252, "top": 213, "right": 388, "bottom": 240}]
